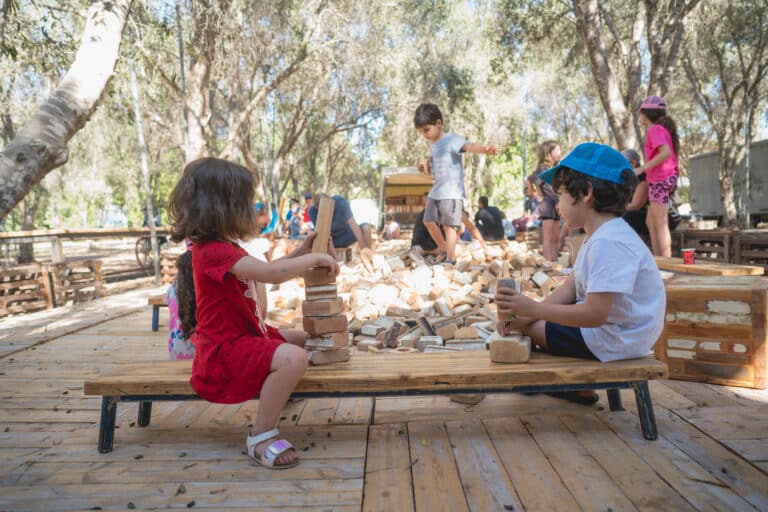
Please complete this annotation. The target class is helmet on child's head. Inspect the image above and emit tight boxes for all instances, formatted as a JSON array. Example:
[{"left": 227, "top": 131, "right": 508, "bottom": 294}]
[
  {"left": 537, "top": 142, "right": 633, "bottom": 185},
  {"left": 303, "top": 192, "right": 312, "bottom": 200}
]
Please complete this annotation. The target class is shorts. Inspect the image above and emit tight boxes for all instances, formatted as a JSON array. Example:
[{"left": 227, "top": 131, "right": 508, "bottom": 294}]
[
  {"left": 648, "top": 175, "right": 677, "bottom": 205},
  {"left": 424, "top": 198, "right": 462, "bottom": 227},
  {"left": 543, "top": 322, "right": 598, "bottom": 360},
  {"left": 536, "top": 197, "right": 560, "bottom": 221}
]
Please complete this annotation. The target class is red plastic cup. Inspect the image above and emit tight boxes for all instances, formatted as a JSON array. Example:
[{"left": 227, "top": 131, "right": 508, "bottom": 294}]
[{"left": 682, "top": 248, "right": 695, "bottom": 265}]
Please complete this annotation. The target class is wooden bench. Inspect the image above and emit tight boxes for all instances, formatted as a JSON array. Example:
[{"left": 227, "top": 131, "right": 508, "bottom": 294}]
[
  {"left": 147, "top": 294, "right": 166, "bottom": 332},
  {"left": 84, "top": 351, "right": 668, "bottom": 453}
]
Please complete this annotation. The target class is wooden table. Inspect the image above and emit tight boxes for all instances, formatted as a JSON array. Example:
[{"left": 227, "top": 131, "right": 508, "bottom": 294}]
[{"left": 655, "top": 256, "right": 764, "bottom": 276}]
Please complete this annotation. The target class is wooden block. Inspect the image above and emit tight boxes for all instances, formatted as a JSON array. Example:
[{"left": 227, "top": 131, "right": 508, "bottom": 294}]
[
  {"left": 312, "top": 197, "right": 335, "bottom": 254},
  {"left": 356, "top": 338, "right": 383, "bottom": 351},
  {"left": 309, "top": 347, "right": 351, "bottom": 365},
  {"left": 305, "top": 284, "right": 339, "bottom": 301},
  {"left": 305, "top": 331, "right": 349, "bottom": 351},
  {"left": 416, "top": 316, "right": 437, "bottom": 336},
  {"left": 416, "top": 335, "right": 443, "bottom": 351},
  {"left": 383, "top": 321, "right": 407, "bottom": 348},
  {"left": 303, "top": 313, "right": 348, "bottom": 336},
  {"left": 302, "top": 297, "right": 344, "bottom": 317},
  {"left": 435, "top": 323, "right": 459, "bottom": 340},
  {"left": 302, "top": 267, "right": 336, "bottom": 286},
  {"left": 453, "top": 326, "right": 479, "bottom": 339},
  {"left": 361, "top": 324, "right": 385, "bottom": 337},
  {"left": 489, "top": 332, "right": 531, "bottom": 363},
  {"left": 445, "top": 339, "right": 487, "bottom": 351},
  {"left": 450, "top": 393, "right": 486, "bottom": 405},
  {"left": 434, "top": 298, "right": 452, "bottom": 316}
]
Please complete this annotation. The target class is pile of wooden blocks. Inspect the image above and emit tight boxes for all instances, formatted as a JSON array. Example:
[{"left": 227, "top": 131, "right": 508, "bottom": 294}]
[{"left": 301, "top": 197, "right": 351, "bottom": 365}]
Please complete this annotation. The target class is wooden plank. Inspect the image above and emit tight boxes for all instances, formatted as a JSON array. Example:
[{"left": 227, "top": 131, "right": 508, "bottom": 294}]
[
  {"left": 333, "top": 397, "right": 373, "bottom": 424},
  {"left": 445, "top": 418, "right": 521, "bottom": 511},
  {"left": 312, "top": 197, "right": 335, "bottom": 254},
  {"left": 0, "top": 458, "right": 364, "bottom": 486},
  {"left": 407, "top": 421, "right": 469, "bottom": 512},
  {"left": 560, "top": 413, "right": 694, "bottom": 511},
  {"left": 623, "top": 401, "right": 768, "bottom": 511},
  {"left": 0, "top": 480, "right": 362, "bottom": 510},
  {"left": 83, "top": 353, "right": 668, "bottom": 396},
  {"left": 655, "top": 256, "right": 763, "bottom": 276},
  {"left": 362, "top": 423, "right": 414, "bottom": 512},
  {"left": 484, "top": 417, "right": 579, "bottom": 511},
  {"left": 599, "top": 410, "right": 755, "bottom": 512},
  {"left": 721, "top": 439, "right": 768, "bottom": 463},
  {"left": 522, "top": 414, "right": 637, "bottom": 511},
  {"left": 298, "top": 398, "right": 341, "bottom": 425},
  {"left": 673, "top": 405, "right": 768, "bottom": 440}
]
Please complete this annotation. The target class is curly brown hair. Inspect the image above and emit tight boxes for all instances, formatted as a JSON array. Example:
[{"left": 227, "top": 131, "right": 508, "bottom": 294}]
[
  {"left": 175, "top": 250, "right": 197, "bottom": 339},
  {"left": 167, "top": 157, "right": 257, "bottom": 244}
]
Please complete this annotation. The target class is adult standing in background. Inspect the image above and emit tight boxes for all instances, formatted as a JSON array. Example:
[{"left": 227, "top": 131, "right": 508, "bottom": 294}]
[{"left": 526, "top": 140, "right": 563, "bottom": 261}]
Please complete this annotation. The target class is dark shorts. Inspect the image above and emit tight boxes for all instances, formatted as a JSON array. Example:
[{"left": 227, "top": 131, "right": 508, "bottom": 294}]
[
  {"left": 543, "top": 322, "right": 598, "bottom": 360},
  {"left": 424, "top": 198, "right": 462, "bottom": 227}
]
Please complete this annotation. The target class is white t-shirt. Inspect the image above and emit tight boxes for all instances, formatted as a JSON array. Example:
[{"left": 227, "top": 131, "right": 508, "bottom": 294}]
[
  {"left": 428, "top": 133, "right": 468, "bottom": 200},
  {"left": 573, "top": 217, "right": 665, "bottom": 362}
]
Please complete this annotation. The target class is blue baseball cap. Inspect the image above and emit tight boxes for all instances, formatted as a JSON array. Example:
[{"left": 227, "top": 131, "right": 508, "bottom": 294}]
[{"left": 538, "top": 142, "right": 634, "bottom": 185}]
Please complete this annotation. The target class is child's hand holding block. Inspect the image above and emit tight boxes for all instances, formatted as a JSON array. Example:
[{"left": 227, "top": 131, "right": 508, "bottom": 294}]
[
  {"left": 496, "top": 278, "right": 519, "bottom": 322},
  {"left": 489, "top": 331, "right": 531, "bottom": 363}
]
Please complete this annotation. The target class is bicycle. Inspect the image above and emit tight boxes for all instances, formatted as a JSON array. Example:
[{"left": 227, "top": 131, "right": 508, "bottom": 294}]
[{"left": 135, "top": 235, "right": 168, "bottom": 270}]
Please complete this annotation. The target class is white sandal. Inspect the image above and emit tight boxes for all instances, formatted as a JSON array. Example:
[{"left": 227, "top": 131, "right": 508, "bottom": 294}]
[{"left": 246, "top": 428, "right": 298, "bottom": 469}]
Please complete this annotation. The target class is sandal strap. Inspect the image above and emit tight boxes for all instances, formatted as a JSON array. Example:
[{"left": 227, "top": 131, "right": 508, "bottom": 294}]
[{"left": 246, "top": 428, "right": 280, "bottom": 450}]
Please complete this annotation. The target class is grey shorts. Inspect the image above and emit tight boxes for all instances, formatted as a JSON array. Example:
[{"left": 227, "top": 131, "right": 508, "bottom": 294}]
[{"left": 424, "top": 198, "right": 462, "bottom": 227}]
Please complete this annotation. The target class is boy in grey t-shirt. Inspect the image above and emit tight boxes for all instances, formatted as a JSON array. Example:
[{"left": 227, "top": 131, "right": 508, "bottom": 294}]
[{"left": 414, "top": 103, "right": 499, "bottom": 265}]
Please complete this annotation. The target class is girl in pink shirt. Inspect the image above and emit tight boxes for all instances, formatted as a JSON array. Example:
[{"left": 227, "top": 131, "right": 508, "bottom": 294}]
[{"left": 636, "top": 95, "right": 680, "bottom": 257}]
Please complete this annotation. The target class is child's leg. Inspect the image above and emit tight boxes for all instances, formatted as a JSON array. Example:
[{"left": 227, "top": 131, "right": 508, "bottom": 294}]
[
  {"left": 250, "top": 343, "right": 308, "bottom": 466},
  {"left": 444, "top": 225, "right": 458, "bottom": 261},
  {"left": 647, "top": 203, "right": 671, "bottom": 257},
  {"left": 424, "top": 220, "right": 447, "bottom": 253}
]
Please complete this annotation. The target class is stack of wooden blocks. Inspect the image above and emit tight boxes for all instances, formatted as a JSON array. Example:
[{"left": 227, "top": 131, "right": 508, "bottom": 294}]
[{"left": 301, "top": 197, "right": 351, "bottom": 365}]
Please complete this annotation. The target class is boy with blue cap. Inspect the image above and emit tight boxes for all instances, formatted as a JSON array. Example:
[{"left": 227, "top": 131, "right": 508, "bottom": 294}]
[{"left": 495, "top": 142, "right": 666, "bottom": 404}]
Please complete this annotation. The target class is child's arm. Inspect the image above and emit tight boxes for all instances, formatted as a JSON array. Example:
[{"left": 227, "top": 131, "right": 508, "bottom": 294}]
[
  {"left": 462, "top": 142, "right": 499, "bottom": 156},
  {"left": 637, "top": 144, "right": 671, "bottom": 176},
  {"left": 230, "top": 252, "right": 338, "bottom": 285},
  {"left": 498, "top": 288, "right": 615, "bottom": 328}
]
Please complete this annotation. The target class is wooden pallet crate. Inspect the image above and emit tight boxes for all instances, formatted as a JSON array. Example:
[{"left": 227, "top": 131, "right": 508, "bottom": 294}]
[
  {"left": 733, "top": 230, "right": 768, "bottom": 270},
  {"left": 657, "top": 274, "right": 768, "bottom": 389},
  {"left": 679, "top": 228, "right": 734, "bottom": 263},
  {"left": 0, "top": 263, "right": 51, "bottom": 318},
  {"left": 46, "top": 259, "right": 105, "bottom": 307}
]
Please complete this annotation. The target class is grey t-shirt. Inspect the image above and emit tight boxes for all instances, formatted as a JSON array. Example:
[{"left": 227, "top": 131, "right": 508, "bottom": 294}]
[{"left": 428, "top": 133, "right": 468, "bottom": 200}]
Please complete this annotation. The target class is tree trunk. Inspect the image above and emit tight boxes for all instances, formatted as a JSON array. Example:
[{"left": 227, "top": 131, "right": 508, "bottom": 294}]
[
  {"left": 0, "top": 0, "right": 133, "bottom": 222},
  {"left": 718, "top": 145, "right": 739, "bottom": 226},
  {"left": 572, "top": 0, "right": 636, "bottom": 150},
  {"left": 130, "top": 62, "right": 161, "bottom": 283}
]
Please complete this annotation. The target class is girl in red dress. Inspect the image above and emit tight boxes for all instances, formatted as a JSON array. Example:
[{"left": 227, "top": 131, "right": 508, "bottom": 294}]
[{"left": 167, "top": 158, "right": 339, "bottom": 469}]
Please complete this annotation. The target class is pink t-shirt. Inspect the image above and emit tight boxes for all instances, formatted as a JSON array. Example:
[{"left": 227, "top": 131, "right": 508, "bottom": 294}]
[{"left": 643, "top": 124, "right": 678, "bottom": 183}]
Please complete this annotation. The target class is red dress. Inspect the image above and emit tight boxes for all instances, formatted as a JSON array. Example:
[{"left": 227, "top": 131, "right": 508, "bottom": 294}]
[{"left": 190, "top": 240, "right": 286, "bottom": 404}]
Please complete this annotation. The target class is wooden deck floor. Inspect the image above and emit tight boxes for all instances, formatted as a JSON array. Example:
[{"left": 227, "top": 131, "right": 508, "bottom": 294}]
[{"left": 1, "top": 297, "right": 767, "bottom": 511}]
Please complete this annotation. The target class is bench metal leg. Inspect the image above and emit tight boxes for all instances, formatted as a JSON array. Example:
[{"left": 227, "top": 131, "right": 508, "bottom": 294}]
[
  {"left": 138, "top": 401, "right": 153, "bottom": 426},
  {"left": 98, "top": 397, "right": 117, "bottom": 453},
  {"left": 151, "top": 305, "right": 160, "bottom": 332},
  {"left": 607, "top": 389, "right": 624, "bottom": 411},
  {"left": 633, "top": 381, "right": 658, "bottom": 440}
]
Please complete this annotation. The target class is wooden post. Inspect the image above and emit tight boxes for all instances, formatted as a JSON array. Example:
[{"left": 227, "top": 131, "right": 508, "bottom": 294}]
[
  {"left": 312, "top": 197, "right": 335, "bottom": 254},
  {"left": 51, "top": 238, "right": 65, "bottom": 264}
]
